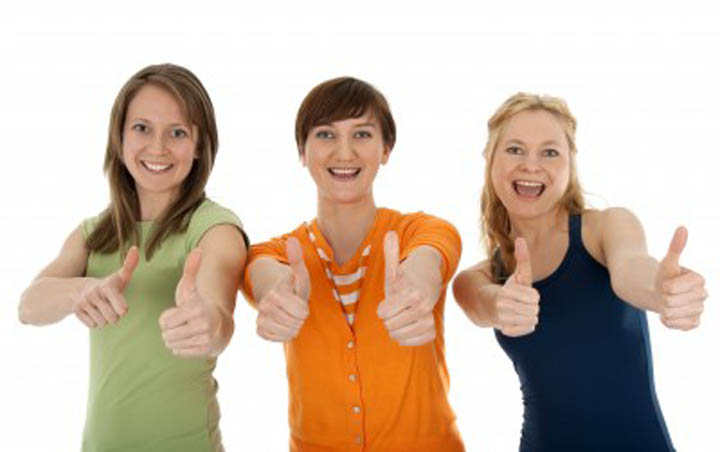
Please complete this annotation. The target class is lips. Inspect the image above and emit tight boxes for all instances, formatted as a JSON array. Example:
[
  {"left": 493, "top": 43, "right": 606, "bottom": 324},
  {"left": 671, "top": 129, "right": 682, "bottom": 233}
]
[
  {"left": 328, "top": 167, "right": 361, "bottom": 180},
  {"left": 513, "top": 180, "right": 545, "bottom": 198}
]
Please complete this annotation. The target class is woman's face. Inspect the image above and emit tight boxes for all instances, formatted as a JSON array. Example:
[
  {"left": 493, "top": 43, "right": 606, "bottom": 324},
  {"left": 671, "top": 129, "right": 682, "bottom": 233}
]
[
  {"left": 122, "top": 84, "right": 198, "bottom": 203},
  {"left": 490, "top": 109, "right": 571, "bottom": 220},
  {"left": 302, "top": 111, "right": 389, "bottom": 205}
]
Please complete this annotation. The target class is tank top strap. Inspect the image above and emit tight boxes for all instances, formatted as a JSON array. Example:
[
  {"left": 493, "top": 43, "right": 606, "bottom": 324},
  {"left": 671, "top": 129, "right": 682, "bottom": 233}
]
[{"left": 568, "top": 214, "right": 582, "bottom": 250}]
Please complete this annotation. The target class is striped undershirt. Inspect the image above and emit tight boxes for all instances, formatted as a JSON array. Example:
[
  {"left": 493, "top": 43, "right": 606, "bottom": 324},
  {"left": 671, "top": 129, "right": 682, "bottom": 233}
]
[{"left": 308, "top": 228, "right": 371, "bottom": 327}]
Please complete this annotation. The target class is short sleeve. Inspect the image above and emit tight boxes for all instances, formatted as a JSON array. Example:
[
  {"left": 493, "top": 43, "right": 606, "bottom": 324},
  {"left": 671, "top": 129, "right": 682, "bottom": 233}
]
[
  {"left": 241, "top": 232, "right": 295, "bottom": 305},
  {"left": 185, "top": 199, "right": 248, "bottom": 251},
  {"left": 396, "top": 213, "right": 462, "bottom": 284}
]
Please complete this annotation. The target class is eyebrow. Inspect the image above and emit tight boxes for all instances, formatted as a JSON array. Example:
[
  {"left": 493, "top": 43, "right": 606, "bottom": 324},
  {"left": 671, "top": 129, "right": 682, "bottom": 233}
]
[
  {"left": 504, "top": 138, "right": 561, "bottom": 147},
  {"left": 315, "top": 121, "right": 377, "bottom": 127},
  {"left": 128, "top": 117, "right": 190, "bottom": 128}
]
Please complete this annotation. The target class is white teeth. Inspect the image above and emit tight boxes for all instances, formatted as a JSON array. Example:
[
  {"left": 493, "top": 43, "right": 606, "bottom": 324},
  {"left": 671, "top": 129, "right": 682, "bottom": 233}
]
[
  {"left": 143, "top": 162, "right": 172, "bottom": 172},
  {"left": 515, "top": 180, "right": 544, "bottom": 188},
  {"left": 329, "top": 168, "right": 360, "bottom": 176}
]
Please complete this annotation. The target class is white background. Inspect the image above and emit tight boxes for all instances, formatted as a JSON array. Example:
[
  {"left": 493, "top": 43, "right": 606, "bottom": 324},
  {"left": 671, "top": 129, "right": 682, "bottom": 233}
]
[{"left": 2, "top": 1, "right": 718, "bottom": 450}]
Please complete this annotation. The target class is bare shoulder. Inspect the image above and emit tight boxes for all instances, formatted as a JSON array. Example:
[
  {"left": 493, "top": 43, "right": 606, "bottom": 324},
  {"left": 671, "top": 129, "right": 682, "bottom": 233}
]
[
  {"left": 197, "top": 224, "right": 248, "bottom": 261},
  {"left": 582, "top": 208, "right": 646, "bottom": 267},
  {"left": 36, "top": 226, "right": 89, "bottom": 279}
]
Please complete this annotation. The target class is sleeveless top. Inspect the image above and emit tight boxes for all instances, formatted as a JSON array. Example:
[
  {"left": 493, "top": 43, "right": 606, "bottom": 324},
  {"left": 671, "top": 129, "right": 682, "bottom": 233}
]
[
  {"left": 495, "top": 215, "right": 674, "bottom": 452},
  {"left": 80, "top": 199, "right": 244, "bottom": 452}
]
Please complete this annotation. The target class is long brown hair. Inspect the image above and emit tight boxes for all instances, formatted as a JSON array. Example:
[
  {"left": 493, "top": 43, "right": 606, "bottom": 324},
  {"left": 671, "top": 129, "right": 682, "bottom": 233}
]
[
  {"left": 86, "top": 63, "right": 218, "bottom": 260},
  {"left": 480, "top": 93, "right": 585, "bottom": 280}
]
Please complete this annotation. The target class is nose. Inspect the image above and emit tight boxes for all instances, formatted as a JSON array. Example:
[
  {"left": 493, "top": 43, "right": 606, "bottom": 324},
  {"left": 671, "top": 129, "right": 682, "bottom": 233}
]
[
  {"left": 520, "top": 152, "right": 541, "bottom": 172},
  {"left": 335, "top": 136, "right": 356, "bottom": 160},
  {"left": 147, "top": 131, "right": 168, "bottom": 155}
]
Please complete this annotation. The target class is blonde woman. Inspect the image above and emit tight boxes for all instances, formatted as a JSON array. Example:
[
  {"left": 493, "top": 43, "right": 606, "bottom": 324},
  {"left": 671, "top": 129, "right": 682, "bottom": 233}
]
[
  {"left": 453, "top": 93, "right": 706, "bottom": 451},
  {"left": 19, "top": 64, "right": 247, "bottom": 451}
]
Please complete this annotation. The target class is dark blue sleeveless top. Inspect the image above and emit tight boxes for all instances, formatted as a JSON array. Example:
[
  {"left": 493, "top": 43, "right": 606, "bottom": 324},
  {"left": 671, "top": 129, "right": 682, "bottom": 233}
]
[{"left": 495, "top": 215, "right": 674, "bottom": 452}]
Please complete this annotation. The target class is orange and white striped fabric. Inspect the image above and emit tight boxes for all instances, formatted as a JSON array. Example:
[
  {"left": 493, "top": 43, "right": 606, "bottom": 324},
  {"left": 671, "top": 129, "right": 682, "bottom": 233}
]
[{"left": 307, "top": 225, "right": 371, "bottom": 327}]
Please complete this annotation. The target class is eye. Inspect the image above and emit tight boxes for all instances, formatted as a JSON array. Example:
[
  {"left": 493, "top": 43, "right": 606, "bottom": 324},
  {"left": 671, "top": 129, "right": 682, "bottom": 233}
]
[
  {"left": 354, "top": 130, "right": 372, "bottom": 139},
  {"left": 543, "top": 148, "right": 559, "bottom": 157},
  {"left": 170, "top": 128, "right": 189, "bottom": 139},
  {"left": 505, "top": 146, "right": 523, "bottom": 155},
  {"left": 131, "top": 123, "right": 148, "bottom": 133},
  {"left": 315, "top": 129, "right": 334, "bottom": 139}
]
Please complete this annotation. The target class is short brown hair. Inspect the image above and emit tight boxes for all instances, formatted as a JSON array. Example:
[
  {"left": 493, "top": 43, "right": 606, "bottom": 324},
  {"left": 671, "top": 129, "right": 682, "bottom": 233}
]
[
  {"left": 295, "top": 77, "right": 396, "bottom": 155},
  {"left": 86, "top": 63, "right": 218, "bottom": 260}
]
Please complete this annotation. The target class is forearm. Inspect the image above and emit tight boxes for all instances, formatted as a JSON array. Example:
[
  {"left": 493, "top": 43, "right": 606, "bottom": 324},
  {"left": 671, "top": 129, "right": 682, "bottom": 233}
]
[
  {"left": 208, "top": 303, "right": 235, "bottom": 357},
  {"left": 402, "top": 246, "right": 444, "bottom": 295},
  {"left": 453, "top": 271, "right": 501, "bottom": 327},
  {"left": 248, "top": 257, "right": 292, "bottom": 303},
  {"left": 610, "top": 255, "right": 661, "bottom": 312},
  {"left": 19, "top": 277, "right": 93, "bottom": 325}
]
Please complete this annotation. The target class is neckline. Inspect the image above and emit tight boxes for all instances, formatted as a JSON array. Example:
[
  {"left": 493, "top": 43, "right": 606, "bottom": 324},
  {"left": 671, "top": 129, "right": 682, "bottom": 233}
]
[{"left": 309, "top": 208, "right": 385, "bottom": 273}]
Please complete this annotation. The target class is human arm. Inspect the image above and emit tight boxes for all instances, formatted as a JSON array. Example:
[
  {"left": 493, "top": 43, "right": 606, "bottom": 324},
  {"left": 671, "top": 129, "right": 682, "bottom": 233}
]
[
  {"left": 376, "top": 231, "right": 446, "bottom": 346},
  {"left": 599, "top": 207, "right": 707, "bottom": 329},
  {"left": 246, "top": 238, "right": 310, "bottom": 342},
  {"left": 19, "top": 226, "right": 138, "bottom": 327},
  {"left": 452, "top": 238, "right": 540, "bottom": 336},
  {"left": 159, "top": 224, "right": 247, "bottom": 358}
]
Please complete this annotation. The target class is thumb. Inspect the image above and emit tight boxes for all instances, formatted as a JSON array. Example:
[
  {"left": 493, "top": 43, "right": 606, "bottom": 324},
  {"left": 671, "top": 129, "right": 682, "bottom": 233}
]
[
  {"left": 178, "top": 248, "right": 202, "bottom": 301},
  {"left": 509, "top": 237, "right": 532, "bottom": 286},
  {"left": 286, "top": 237, "right": 310, "bottom": 300},
  {"left": 383, "top": 231, "right": 400, "bottom": 293},
  {"left": 116, "top": 246, "right": 139, "bottom": 290},
  {"left": 661, "top": 226, "right": 687, "bottom": 274}
]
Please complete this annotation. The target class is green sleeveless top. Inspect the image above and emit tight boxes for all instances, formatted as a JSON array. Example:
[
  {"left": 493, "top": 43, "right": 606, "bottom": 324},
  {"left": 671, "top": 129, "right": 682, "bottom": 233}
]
[{"left": 80, "top": 199, "right": 244, "bottom": 452}]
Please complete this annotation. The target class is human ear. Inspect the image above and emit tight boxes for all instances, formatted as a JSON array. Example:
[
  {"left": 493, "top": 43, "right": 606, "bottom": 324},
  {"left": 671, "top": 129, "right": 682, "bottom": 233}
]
[{"left": 381, "top": 144, "right": 391, "bottom": 165}]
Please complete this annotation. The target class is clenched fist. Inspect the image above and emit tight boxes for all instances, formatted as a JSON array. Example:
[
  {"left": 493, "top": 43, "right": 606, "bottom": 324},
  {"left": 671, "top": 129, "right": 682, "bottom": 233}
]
[
  {"left": 656, "top": 227, "right": 707, "bottom": 331},
  {"left": 494, "top": 238, "right": 540, "bottom": 337},
  {"left": 73, "top": 246, "right": 139, "bottom": 327},
  {"left": 256, "top": 237, "right": 311, "bottom": 342}
]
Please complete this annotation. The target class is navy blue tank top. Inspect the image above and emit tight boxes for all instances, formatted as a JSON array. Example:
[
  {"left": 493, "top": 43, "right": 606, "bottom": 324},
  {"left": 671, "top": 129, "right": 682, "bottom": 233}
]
[{"left": 495, "top": 215, "right": 674, "bottom": 451}]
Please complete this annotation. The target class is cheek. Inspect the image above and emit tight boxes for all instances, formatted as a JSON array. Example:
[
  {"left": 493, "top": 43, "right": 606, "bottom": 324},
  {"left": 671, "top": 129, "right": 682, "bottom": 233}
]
[
  {"left": 548, "top": 159, "right": 571, "bottom": 187},
  {"left": 489, "top": 158, "right": 509, "bottom": 188},
  {"left": 175, "top": 142, "right": 197, "bottom": 165}
]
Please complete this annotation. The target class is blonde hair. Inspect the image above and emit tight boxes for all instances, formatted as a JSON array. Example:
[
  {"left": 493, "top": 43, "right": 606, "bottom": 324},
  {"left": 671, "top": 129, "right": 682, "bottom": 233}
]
[
  {"left": 86, "top": 63, "right": 218, "bottom": 260},
  {"left": 479, "top": 93, "right": 585, "bottom": 281}
]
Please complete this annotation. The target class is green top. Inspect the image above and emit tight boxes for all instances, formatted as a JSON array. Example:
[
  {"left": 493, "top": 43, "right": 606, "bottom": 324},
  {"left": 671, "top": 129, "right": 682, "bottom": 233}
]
[{"left": 80, "top": 199, "right": 243, "bottom": 452}]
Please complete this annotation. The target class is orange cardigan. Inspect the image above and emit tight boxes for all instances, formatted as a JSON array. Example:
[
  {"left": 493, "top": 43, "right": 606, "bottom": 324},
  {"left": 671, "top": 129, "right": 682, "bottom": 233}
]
[{"left": 243, "top": 208, "right": 465, "bottom": 452}]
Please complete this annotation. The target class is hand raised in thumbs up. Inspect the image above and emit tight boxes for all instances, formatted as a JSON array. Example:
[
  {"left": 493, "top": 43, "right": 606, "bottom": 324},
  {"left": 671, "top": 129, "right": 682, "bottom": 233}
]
[
  {"left": 73, "top": 246, "right": 139, "bottom": 328},
  {"left": 655, "top": 227, "right": 707, "bottom": 331},
  {"left": 377, "top": 231, "right": 443, "bottom": 347},
  {"left": 256, "top": 237, "right": 311, "bottom": 342},
  {"left": 159, "top": 248, "right": 222, "bottom": 358},
  {"left": 494, "top": 238, "right": 541, "bottom": 337}
]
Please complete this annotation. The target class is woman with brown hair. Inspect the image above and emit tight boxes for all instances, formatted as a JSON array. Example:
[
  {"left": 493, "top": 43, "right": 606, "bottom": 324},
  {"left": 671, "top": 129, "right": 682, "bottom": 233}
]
[
  {"left": 18, "top": 64, "right": 247, "bottom": 451},
  {"left": 453, "top": 93, "right": 707, "bottom": 451},
  {"left": 243, "top": 76, "right": 465, "bottom": 451}
]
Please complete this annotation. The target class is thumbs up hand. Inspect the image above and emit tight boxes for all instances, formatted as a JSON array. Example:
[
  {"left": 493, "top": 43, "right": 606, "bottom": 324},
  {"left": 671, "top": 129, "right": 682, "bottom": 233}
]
[
  {"left": 159, "top": 248, "right": 221, "bottom": 358},
  {"left": 656, "top": 227, "right": 707, "bottom": 331},
  {"left": 494, "top": 238, "right": 541, "bottom": 337},
  {"left": 377, "top": 231, "right": 441, "bottom": 347},
  {"left": 73, "top": 246, "right": 139, "bottom": 328},
  {"left": 256, "top": 237, "right": 311, "bottom": 342}
]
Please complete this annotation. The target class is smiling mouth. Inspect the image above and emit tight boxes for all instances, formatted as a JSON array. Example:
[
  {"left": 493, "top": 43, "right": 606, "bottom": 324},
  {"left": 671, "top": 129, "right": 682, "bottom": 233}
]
[
  {"left": 328, "top": 167, "right": 361, "bottom": 180},
  {"left": 513, "top": 180, "right": 545, "bottom": 198},
  {"left": 141, "top": 161, "right": 173, "bottom": 173}
]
